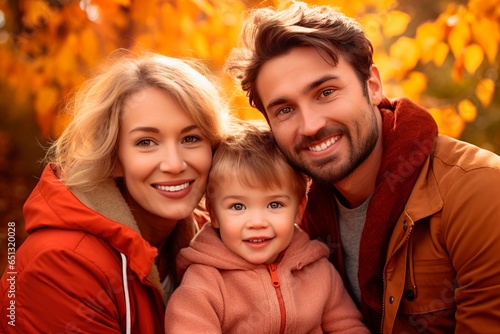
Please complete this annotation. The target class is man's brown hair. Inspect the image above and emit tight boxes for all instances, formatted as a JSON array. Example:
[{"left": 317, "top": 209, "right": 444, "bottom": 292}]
[{"left": 225, "top": 1, "right": 374, "bottom": 116}]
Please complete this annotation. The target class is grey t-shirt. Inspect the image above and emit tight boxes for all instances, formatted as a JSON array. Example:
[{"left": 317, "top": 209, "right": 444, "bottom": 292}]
[{"left": 336, "top": 195, "right": 371, "bottom": 305}]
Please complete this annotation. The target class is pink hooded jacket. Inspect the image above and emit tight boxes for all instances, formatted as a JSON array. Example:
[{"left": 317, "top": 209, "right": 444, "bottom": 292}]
[{"left": 165, "top": 223, "right": 369, "bottom": 333}]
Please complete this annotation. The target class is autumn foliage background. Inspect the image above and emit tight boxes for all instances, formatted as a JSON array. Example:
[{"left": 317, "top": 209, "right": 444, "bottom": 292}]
[{"left": 0, "top": 0, "right": 499, "bottom": 272}]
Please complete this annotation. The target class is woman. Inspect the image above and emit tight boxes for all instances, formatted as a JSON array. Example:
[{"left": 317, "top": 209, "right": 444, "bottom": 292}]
[{"left": 0, "top": 50, "right": 229, "bottom": 333}]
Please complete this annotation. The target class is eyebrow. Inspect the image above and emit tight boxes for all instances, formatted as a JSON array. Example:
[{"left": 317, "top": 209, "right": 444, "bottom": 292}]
[
  {"left": 129, "top": 124, "right": 199, "bottom": 134},
  {"left": 221, "top": 194, "right": 292, "bottom": 202},
  {"left": 265, "top": 74, "right": 340, "bottom": 111}
]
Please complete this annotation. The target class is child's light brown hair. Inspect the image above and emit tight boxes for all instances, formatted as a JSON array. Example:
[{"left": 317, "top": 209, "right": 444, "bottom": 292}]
[{"left": 206, "top": 120, "right": 309, "bottom": 202}]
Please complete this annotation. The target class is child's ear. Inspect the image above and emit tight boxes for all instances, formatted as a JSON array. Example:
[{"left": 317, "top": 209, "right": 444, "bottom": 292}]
[
  {"left": 205, "top": 200, "right": 220, "bottom": 228},
  {"left": 295, "top": 195, "right": 308, "bottom": 224}
]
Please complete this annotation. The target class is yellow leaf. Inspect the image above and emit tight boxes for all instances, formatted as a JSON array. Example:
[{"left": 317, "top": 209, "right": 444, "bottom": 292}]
[
  {"left": 401, "top": 71, "right": 427, "bottom": 101},
  {"left": 373, "top": 52, "right": 398, "bottom": 81},
  {"left": 433, "top": 42, "right": 450, "bottom": 67},
  {"left": 463, "top": 43, "right": 484, "bottom": 74},
  {"left": 360, "top": 14, "right": 383, "bottom": 48},
  {"left": 458, "top": 99, "right": 477, "bottom": 122},
  {"left": 382, "top": 11, "right": 410, "bottom": 38},
  {"left": 428, "top": 107, "right": 443, "bottom": 129},
  {"left": 429, "top": 106, "right": 464, "bottom": 138},
  {"left": 448, "top": 20, "right": 471, "bottom": 58},
  {"left": 191, "top": 31, "right": 210, "bottom": 59},
  {"left": 471, "top": 17, "right": 499, "bottom": 63},
  {"left": 476, "top": 78, "right": 495, "bottom": 107},
  {"left": 416, "top": 22, "right": 443, "bottom": 63},
  {"left": 389, "top": 37, "right": 420, "bottom": 74}
]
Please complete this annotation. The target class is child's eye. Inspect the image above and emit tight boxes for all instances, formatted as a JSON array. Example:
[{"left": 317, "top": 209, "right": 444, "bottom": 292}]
[
  {"left": 230, "top": 203, "right": 246, "bottom": 211},
  {"left": 268, "top": 202, "right": 283, "bottom": 209},
  {"left": 182, "top": 135, "right": 201, "bottom": 144}
]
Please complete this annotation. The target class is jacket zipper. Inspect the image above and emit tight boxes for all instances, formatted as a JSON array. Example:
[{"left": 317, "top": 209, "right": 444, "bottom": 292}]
[
  {"left": 268, "top": 263, "right": 286, "bottom": 334},
  {"left": 380, "top": 221, "right": 413, "bottom": 333}
]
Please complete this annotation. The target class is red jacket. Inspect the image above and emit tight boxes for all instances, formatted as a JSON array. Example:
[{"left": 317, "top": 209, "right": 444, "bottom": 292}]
[{"left": 0, "top": 164, "right": 197, "bottom": 333}]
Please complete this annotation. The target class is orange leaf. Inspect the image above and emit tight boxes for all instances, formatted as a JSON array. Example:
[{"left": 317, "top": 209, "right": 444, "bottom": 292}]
[
  {"left": 21, "top": 0, "right": 53, "bottom": 28},
  {"left": 458, "top": 99, "right": 477, "bottom": 122},
  {"left": 192, "top": 0, "right": 215, "bottom": 16},
  {"left": 451, "top": 56, "right": 464, "bottom": 82},
  {"left": 476, "top": 78, "right": 495, "bottom": 107},
  {"left": 78, "top": 28, "right": 101, "bottom": 68},
  {"left": 34, "top": 86, "right": 59, "bottom": 136}
]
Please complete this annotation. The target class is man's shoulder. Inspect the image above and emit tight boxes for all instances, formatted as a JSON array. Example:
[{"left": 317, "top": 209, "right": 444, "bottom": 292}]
[{"left": 433, "top": 135, "right": 500, "bottom": 171}]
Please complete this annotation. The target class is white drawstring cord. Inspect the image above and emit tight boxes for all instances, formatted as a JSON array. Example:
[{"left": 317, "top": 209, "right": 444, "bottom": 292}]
[{"left": 120, "top": 253, "right": 131, "bottom": 334}]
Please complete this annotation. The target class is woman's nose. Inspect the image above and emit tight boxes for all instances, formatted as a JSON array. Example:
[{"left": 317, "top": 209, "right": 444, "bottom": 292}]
[{"left": 159, "top": 145, "right": 188, "bottom": 174}]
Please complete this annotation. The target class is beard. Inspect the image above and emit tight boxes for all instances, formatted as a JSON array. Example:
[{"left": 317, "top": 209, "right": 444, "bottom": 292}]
[{"left": 280, "top": 104, "right": 379, "bottom": 185}]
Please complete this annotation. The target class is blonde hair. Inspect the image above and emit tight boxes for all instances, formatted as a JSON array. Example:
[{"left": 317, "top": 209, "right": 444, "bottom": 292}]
[
  {"left": 206, "top": 120, "right": 309, "bottom": 202},
  {"left": 47, "top": 49, "right": 230, "bottom": 190}
]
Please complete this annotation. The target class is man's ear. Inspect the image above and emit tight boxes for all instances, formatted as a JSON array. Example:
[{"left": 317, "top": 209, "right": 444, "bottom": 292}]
[
  {"left": 295, "top": 195, "right": 308, "bottom": 225},
  {"left": 205, "top": 200, "right": 219, "bottom": 228},
  {"left": 367, "top": 64, "right": 383, "bottom": 106}
]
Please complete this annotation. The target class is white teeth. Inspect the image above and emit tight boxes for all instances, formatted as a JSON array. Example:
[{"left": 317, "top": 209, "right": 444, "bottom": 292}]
[
  {"left": 247, "top": 239, "right": 267, "bottom": 243},
  {"left": 308, "top": 136, "right": 340, "bottom": 152},
  {"left": 155, "top": 182, "right": 189, "bottom": 192}
]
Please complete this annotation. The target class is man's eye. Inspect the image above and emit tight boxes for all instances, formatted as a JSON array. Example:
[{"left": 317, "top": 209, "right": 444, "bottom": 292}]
[
  {"left": 277, "top": 106, "right": 292, "bottom": 116},
  {"left": 321, "top": 88, "right": 334, "bottom": 97},
  {"left": 230, "top": 203, "right": 246, "bottom": 210}
]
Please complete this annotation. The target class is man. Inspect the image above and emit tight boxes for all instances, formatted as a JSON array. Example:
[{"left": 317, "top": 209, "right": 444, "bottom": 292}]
[{"left": 224, "top": 2, "right": 500, "bottom": 333}]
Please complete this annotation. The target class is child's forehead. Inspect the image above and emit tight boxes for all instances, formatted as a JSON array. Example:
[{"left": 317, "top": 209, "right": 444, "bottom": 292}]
[{"left": 217, "top": 169, "right": 289, "bottom": 190}]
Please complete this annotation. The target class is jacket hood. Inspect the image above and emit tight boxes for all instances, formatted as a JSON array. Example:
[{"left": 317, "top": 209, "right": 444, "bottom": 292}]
[
  {"left": 177, "top": 223, "right": 330, "bottom": 276},
  {"left": 23, "top": 164, "right": 194, "bottom": 286}
]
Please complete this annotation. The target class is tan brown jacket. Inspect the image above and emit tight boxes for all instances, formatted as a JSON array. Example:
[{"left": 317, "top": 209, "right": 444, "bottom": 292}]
[{"left": 383, "top": 134, "right": 500, "bottom": 333}]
